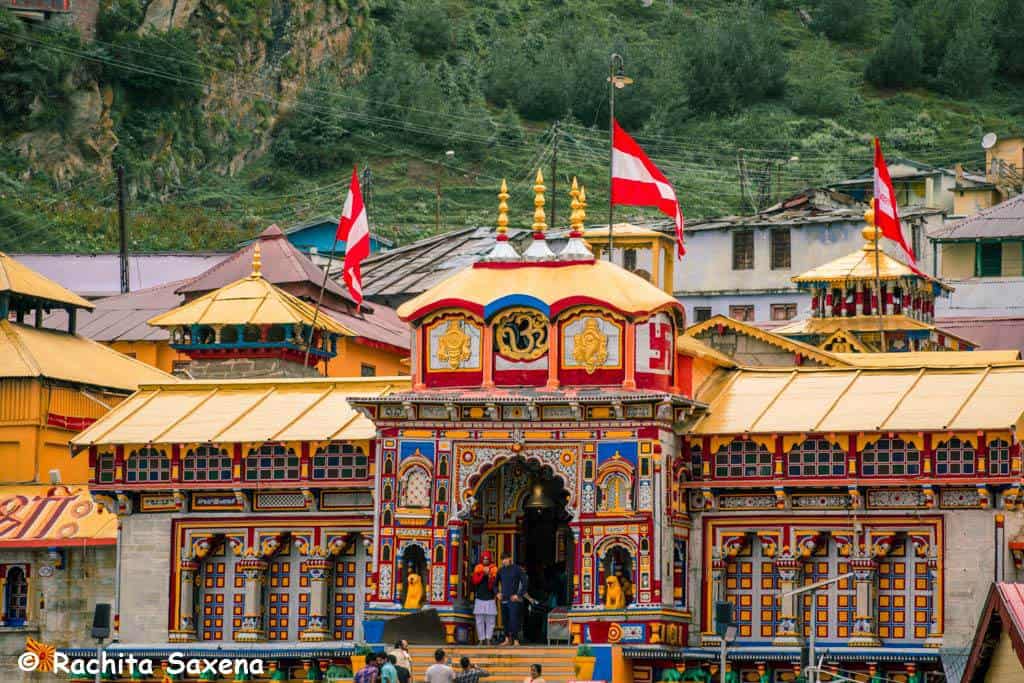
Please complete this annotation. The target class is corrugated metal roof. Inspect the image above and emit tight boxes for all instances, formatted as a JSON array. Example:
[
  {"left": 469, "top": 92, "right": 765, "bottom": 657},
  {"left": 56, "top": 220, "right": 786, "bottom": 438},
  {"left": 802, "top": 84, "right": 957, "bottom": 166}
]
[
  {"left": 834, "top": 350, "right": 1021, "bottom": 367},
  {"left": 937, "top": 316, "right": 1024, "bottom": 353},
  {"left": 934, "top": 192, "right": 1024, "bottom": 240},
  {"left": 0, "top": 251, "right": 93, "bottom": 309},
  {"left": 70, "top": 376, "right": 410, "bottom": 447},
  {"left": 9, "top": 252, "right": 228, "bottom": 298},
  {"left": 689, "top": 365, "right": 1024, "bottom": 435},
  {"left": 792, "top": 241, "right": 952, "bottom": 290},
  {"left": 0, "top": 320, "right": 174, "bottom": 390},
  {"left": 44, "top": 279, "right": 186, "bottom": 342}
]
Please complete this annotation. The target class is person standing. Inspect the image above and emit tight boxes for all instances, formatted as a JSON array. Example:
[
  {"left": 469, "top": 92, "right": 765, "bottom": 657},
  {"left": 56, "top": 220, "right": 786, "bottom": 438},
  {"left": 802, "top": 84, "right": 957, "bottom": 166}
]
[
  {"left": 424, "top": 648, "right": 455, "bottom": 683},
  {"left": 381, "top": 654, "right": 400, "bottom": 683},
  {"left": 471, "top": 550, "right": 499, "bottom": 644},
  {"left": 389, "top": 640, "right": 413, "bottom": 682},
  {"left": 523, "top": 664, "right": 545, "bottom": 683},
  {"left": 455, "top": 656, "right": 489, "bottom": 683},
  {"left": 496, "top": 553, "right": 527, "bottom": 646},
  {"left": 354, "top": 653, "right": 381, "bottom": 683}
]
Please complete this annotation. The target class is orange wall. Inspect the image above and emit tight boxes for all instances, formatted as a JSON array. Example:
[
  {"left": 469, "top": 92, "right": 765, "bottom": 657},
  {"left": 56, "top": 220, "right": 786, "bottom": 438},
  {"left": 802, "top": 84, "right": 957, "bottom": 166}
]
[
  {"left": 107, "top": 340, "right": 186, "bottom": 374},
  {"left": 326, "top": 338, "right": 408, "bottom": 377},
  {"left": 0, "top": 379, "right": 120, "bottom": 484}
]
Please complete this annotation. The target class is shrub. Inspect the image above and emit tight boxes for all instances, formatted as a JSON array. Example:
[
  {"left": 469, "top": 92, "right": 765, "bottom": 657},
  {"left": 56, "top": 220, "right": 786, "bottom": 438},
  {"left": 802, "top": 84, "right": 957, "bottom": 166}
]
[
  {"left": 936, "top": 12, "right": 997, "bottom": 96},
  {"left": 786, "top": 38, "right": 857, "bottom": 116},
  {"left": 0, "top": 13, "right": 80, "bottom": 123},
  {"left": 810, "top": 0, "right": 865, "bottom": 41},
  {"left": 100, "top": 29, "right": 205, "bottom": 106},
  {"left": 865, "top": 17, "right": 923, "bottom": 89}
]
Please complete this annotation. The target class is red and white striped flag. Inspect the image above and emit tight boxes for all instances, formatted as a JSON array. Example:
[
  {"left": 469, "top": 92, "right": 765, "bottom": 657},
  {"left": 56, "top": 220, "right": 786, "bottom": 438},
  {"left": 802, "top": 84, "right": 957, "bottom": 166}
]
[
  {"left": 873, "top": 138, "right": 920, "bottom": 272},
  {"left": 611, "top": 119, "right": 685, "bottom": 257},
  {"left": 337, "top": 167, "right": 370, "bottom": 306}
]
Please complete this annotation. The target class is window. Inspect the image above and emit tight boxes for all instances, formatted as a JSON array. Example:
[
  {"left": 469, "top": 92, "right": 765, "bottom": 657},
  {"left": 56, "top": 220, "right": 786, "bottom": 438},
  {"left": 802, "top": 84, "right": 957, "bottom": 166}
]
[
  {"left": 732, "top": 231, "right": 754, "bottom": 270},
  {"left": 313, "top": 443, "right": 368, "bottom": 480},
  {"left": 729, "top": 305, "right": 755, "bottom": 322},
  {"left": 935, "top": 438, "right": 976, "bottom": 475},
  {"left": 787, "top": 439, "right": 846, "bottom": 477},
  {"left": 694, "top": 307, "right": 712, "bottom": 323},
  {"left": 198, "top": 548, "right": 244, "bottom": 641},
  {"left": 714, "top": 439, "right": 772, "bottom": 478},
  {"left": 244, "top": 444, "right": 299, "bottom": 481},
  {"left": 4, "top": 566, "right": 28, "bottom": 626},
  {"left": 689, "top": 443, "right": 703, "bottom": 479},
  {"left": 183, "top": 446, "right": 232, "bottom": 482},
  {"left": 910, "top": 223, "right": 922, "bottom": 258},
  {"left": 125, "top": 447, "right": 170, "bottom": 483},
  {"left": 96, "top": 452, "right": 115, "bottom": 484},
  {"left": 360, "top": 363, "right": 377, "bottom": 377},
  {"left": 861, "top": 438, "right": 920, "bottom": 477},
  {"left": 989, "top": 439, "right": 1012, "bottom": 476},
  {"left": 877, "top": 539, "right": 934, "bottom": 642},
  {"left": 770, "top": 228, "right": 791, "bottom": 269},
  {"left": 623, "top": 248, "right": 638, "bottom": 272},
  {"left": 977, "top": 242, "right": 1002, "bottom": 277},
  {"left": 771, "top": 303, "right": 797, "bottom": 321}
]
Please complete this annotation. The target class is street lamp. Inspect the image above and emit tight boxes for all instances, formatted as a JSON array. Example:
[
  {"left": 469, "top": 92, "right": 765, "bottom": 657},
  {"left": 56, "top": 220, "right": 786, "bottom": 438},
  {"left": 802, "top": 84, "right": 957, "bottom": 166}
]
[
  {"left": 607, "top": 53, "right": 633, "bottom": 259},
  {"left": 779, "top": 572, "right": 855, "bottom": 683},
  {"left": 436, "top": 150, "right": 455, "bottom": 233}
]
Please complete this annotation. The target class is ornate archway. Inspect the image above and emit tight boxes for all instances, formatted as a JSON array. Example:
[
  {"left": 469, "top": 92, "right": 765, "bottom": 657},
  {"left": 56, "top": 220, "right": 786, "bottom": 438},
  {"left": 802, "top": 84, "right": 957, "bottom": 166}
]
[{"left": 454, "top": 443, "right": 580, "bottom": 519}]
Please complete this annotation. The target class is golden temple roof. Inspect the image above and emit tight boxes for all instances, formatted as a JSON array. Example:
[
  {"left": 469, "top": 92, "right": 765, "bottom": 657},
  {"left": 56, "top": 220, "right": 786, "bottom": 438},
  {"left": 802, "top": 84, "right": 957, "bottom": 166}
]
[
  {"left": 0, "top": 320, "right": 173, "bottom": 391},
  {"left": 834, "top": 350, "right": 1022, "bottom": 368},
  {"left": 0, "top": 486, "right": 117, "bottom": 547},
  {"left": 583, "top": 223, "right": 674, "bottom": 243},
  {"left": 396, "top": 259, "right": 681, "bottom": 322},
  {"left": 772, "top": 314, "right": 935, "bottom": 335},
  {"left": 0, "top": 251, "right": 93, "bottom": 309},
  {"left": 71, "top": 376, "right": 410, "bottom": 448},
  {"left": 676, "top": 334, "right": 737, "bottom": 369},
  {"left": 147, "top": 256, "right": 351, "bottom": 335},
  {"left": 791, "top": 242, "right": 953, "bottom": 291},
  {"left": 689, "top": 365, "right": 1024, "bottom": 435},
  {"left": 684, "top": 315, "right": 846, "bottom": 367}
]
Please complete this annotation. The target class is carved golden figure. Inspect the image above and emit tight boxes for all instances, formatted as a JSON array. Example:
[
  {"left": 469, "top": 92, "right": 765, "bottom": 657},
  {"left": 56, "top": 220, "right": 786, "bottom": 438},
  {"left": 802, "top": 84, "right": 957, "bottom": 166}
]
[
  {"left": 404, "top": 573, "right": 424, "bottom": 609},
  {"left": 437, "top": 319, "right": 472, "bottom": 369},
  {"left": 604, "top": 575, "right": 626, "bottom": 609},
  {"left": 573, "top": 318, "right": 609, "bottom": 373}
]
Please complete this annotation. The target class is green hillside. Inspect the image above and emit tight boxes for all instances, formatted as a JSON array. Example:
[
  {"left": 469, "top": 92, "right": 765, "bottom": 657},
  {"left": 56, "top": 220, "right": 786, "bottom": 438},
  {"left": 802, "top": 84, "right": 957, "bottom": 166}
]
[{"left": 1, "top": 0, "right": 1023, "bottom": 252}]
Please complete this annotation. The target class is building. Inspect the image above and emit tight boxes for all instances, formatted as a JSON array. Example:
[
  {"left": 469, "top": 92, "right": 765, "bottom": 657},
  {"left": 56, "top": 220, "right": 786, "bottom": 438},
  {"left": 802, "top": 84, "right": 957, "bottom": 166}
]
[
  {"left": 0, "top": 252, "right": 172, "bottom": 683},
  {"left": 962, "top": 583, "right": 1024, "bottom": 682},
  {"left": 827, "top": 157, "right": 989, "bottom": 214},
  {"left": 43, "top": 225, "right": 410, "bottom": 377},
  {"left": 68, "top": 176, "right": 1024, "bottom": 682},
  {"left": 238, "top": 215, "right": 394, "bottom": 260}
]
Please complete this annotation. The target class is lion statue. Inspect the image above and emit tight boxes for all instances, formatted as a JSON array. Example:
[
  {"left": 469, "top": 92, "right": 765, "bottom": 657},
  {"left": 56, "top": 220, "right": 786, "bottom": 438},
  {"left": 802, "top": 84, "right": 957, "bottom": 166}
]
[
  {"left": 605, "top": 575, "right": 626, "bottom": 609},
  {"left": 403, "top": 573, "right": 424, "bottom": 610}
]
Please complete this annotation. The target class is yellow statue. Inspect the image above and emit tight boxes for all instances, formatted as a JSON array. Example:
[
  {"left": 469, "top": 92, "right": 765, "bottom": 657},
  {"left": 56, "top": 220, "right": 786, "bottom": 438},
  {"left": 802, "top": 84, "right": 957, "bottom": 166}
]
[
  {"left": 437, "top": 320, "right": 472, "bottom": 369},
  {"left": 573, "top": 318, "right": 609, "bottom": 374},
  {"left": 619, "top": 573, "right": 634, "bottom": 605},
  {"left": 605, "top": 575, "right": 625, "bottom": 609},
  {"left": 404, "top": 573, "right": 424, "bottom": 609}
]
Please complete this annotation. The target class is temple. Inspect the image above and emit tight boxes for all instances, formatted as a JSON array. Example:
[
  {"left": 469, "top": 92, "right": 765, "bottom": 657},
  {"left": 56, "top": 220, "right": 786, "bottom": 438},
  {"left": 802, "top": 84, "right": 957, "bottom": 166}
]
[{"left": 66, "top": 175, "right": 1024, "bottom": 682}]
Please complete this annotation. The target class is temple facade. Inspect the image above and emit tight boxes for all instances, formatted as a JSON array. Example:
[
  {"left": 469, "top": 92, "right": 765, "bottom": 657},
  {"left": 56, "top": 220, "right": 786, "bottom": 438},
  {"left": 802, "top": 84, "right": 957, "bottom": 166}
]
[{"left": 67, "top": 178, "right": 1024, "bottom": 682}]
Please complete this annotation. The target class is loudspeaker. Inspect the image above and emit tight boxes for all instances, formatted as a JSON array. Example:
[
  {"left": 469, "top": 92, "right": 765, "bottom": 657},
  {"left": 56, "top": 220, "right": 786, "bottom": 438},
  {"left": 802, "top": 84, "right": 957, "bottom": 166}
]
[{"left": 91, "top": 603, "right": 111, "bottom": 639}]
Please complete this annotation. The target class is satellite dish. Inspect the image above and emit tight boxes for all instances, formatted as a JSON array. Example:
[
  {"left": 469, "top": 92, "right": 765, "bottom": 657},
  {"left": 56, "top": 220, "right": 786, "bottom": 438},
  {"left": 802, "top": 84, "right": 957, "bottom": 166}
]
[{"left": 982, "top": 132, "right": 998, "bottom": 150}]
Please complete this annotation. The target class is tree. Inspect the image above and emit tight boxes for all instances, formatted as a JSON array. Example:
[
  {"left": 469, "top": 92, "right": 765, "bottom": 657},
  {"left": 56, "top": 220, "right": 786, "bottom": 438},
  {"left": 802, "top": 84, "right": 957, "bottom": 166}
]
[
  {"left": 810, "top": 0, "right": 864, "bottom": 41},
  {"left": 992, "top": 0, "right": 1024, "bottom": 78},
  {"left": 936, "top": 12, "right": 997, "bottom": 96},
  {"left": 683, "top": 4, "right": 787, "bottom": 115},
  {"left": 865, "top": 18, "right": 924, "bottom": 89},
  {"left": 786, "top": 38, "right": 857, "bottom": 117}
]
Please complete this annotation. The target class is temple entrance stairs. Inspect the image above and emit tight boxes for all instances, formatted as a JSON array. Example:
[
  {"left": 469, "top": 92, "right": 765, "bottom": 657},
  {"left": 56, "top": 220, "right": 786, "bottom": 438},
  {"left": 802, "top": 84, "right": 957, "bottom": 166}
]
[{"left": 406, "top": 644, "right": 579, "bottom": 683}]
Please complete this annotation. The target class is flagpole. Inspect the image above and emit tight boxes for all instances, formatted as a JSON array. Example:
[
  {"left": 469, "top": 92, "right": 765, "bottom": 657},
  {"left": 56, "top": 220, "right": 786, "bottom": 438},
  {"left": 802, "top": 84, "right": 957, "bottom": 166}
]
[
  {"left": 871, "top": 198, "right": 888, "bottom": 352},
  {"left": 304, "top": 237, "right": 340, "bottom": 369},
  {"left": 608, "top": 54, "right": 619, "bottom": 261}
]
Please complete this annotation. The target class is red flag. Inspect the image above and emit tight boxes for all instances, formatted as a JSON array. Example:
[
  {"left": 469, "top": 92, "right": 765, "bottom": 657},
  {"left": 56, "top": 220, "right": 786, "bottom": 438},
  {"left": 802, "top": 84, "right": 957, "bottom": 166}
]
[
  {"left": 337, "top": 167, "right": 370, "bottom": 305},
  {"left": 873, "top": 138, "right": 919, "bottom": 271},
  {"left": 611, "top": 119, "right": 685, "bottom": 257}
]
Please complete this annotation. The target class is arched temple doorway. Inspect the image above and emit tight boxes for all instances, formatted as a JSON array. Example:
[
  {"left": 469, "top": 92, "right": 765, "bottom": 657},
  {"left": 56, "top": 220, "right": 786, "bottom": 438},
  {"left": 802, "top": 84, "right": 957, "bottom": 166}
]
[{"left": 465, "top": 457, "right": 573, "bottom": 641}]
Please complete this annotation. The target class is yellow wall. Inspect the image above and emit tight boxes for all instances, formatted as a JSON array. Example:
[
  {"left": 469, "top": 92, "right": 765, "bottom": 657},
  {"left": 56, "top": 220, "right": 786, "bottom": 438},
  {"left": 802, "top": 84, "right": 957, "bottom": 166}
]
[
  {"left": 326, "top": 337, "right": 408, "bottom": 377},
  {"left": 0, "top": 379, "right": 120, "bottom": 484},
  {"left": 987, "top": 138, "right": 1024, "bottom": 179},
  {"left": 985, "top": 630, "right": 1024, "bottom": 682},
  {"left": 954, "top": 188, "right": 999, "bottom": 216},
  {"left": 1003, "top": 241, "right": 1023, "bottom": 277},
  {"left": 941, "top": 242, "right": 975, "bottom": 279},
  {"left": 107, "top": 340, "right": 186, "bottom": 374}
]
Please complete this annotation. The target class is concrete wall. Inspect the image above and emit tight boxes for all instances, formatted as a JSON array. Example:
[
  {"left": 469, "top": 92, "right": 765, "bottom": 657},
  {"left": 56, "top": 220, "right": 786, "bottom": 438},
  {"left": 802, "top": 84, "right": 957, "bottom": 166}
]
[
  {"left": 185, "top": 357, "right": 320, "bottom": 379},
  {"left": 118, "top": 514, "right": 173, "bottom": 642},
  {"left": 0, "top": 546, "right": 115, "bottom": 683},
  {"left": 678, "top": 292, "right": 809, "bottom": 329},
  {"left": 941, "top": 243, "right": 975, "bottom": 279}
]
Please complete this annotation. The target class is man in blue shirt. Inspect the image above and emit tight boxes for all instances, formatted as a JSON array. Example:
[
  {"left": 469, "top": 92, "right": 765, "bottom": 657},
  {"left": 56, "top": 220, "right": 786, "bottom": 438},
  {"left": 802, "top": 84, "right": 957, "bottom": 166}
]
[{"left": 496, "top": 554, "right": 527, "bottom": 646}]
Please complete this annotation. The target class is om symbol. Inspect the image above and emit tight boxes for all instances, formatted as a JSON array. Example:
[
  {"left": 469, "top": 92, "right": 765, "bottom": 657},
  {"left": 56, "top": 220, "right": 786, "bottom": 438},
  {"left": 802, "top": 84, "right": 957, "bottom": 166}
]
[{"left": 493, "top": 310, "right": 548, "bottom": 361}]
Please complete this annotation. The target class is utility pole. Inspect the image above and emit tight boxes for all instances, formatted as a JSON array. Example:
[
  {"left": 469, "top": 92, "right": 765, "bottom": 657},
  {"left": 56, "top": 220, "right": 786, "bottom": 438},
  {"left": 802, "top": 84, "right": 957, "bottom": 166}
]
[
  {"left": 780, "top": 571, "right": 855, "bottom": 683},
  {"left": 607, "top": 53, "right": 632, "bottom": 260},
  {"left": 362, "top": 166, "right": 373, "bottom": 228},
  {"left": 116, "top": 166, "right": 129, "bottom": 294},
  {"left": 550, "top": 122, "right": 559, "bottom": 230},
  {"left": 435, "top": 150, "right": 455, "bottom": 234}
]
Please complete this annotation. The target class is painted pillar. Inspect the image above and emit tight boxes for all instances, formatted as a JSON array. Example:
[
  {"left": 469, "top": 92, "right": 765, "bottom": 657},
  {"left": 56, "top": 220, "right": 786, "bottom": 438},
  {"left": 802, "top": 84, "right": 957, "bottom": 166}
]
[
  {"left": 848, "top": 550, "right": 881, "bottom": 647},
  {"left": 773, "top": 552, "right": 802, "bottom": 646},
  {"left": 299, "top": 554, "right": 333, "bottom": 641},
  {"left": 709, "top": 547, "right": 726, "bottom": 638},
  {"left": 925, "top": 546, "right": 943, "bottom": 647},
  {"left": 236, "top": 557, "right": 268, "bottom": 642},
  {"left": 174, "top": 558, "right": 199, "bottom": 641},
  {"left": 481, "top": 325, "right": 495, "bottom": 390},
  {"left": 546, "top": 322, "right": 560, "bottom": 390},
  {"left": 622, "top": 321, "right": 637, "bottom": 390}
]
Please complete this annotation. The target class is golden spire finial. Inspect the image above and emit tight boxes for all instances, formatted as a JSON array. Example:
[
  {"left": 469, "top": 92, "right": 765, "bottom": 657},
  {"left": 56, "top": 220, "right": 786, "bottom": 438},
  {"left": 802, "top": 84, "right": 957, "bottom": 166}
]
[
  {"left": 532, "top": 169, "right": 547, "bottom": 236},
  {"left": 497, "top": 179, "right": 510, "bottom": 238},
  {"left": 580, "top": 184, "right": 588, "bottom": 218},
  {"left": 251, "top": 243, "right": 262, "bottom": 277},
  {"left": 569, "top": 177, "right": 583, "bottom": 237},
  {"left": 862, "top": 205, "right": 881, "bottom": 250}
]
